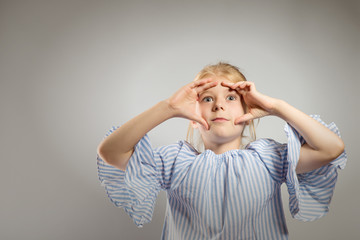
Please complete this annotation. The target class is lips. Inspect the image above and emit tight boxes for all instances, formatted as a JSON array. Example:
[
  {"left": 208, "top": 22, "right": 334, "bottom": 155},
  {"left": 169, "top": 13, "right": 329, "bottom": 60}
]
[{"left": 211, "top": 117, "right": 229, "bottom": 122}]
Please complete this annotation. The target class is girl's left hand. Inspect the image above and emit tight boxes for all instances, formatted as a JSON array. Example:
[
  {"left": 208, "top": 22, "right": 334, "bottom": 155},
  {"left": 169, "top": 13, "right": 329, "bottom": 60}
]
[{"left": 221, "top": 81, "right": 278, "bottom": 124}]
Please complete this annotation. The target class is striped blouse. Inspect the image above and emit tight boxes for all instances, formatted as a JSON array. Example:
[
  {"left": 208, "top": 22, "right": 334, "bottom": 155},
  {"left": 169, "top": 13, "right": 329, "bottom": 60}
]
[{"left": 97, "top": 115, "right": 346, "bottom": 239}]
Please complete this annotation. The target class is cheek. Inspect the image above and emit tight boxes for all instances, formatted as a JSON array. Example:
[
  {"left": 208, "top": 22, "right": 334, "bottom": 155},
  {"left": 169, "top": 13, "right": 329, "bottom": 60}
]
[
  {"left": 197, "top": 104, "right": 210, "bottom": 117},
  {"left": 233, "top": 102, "right": 245, "bottom": 115},
  {"left": 239, "top": 106, "right": 245, "bottom": 115},
  {"left": 196, "top": 103, "right": 202, "bottom": 115}
]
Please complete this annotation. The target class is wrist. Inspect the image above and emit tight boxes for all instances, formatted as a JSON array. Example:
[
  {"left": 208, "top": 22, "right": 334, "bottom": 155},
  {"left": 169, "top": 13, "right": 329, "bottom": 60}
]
[
  {"left": 161, "top": 99, "right": 179, "bottom": 118},
  {"left": 269, "top": 99, "right": 288, "bottom": 117}
]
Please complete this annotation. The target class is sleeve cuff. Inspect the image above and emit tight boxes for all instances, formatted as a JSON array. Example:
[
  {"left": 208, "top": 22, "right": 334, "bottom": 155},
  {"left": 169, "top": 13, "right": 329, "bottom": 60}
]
[
  {"left": 97, "top": 127, "right": 159, "bottom": 227},
  {"left": 284, "top": 115, "right": 347, "bottom": 221}
]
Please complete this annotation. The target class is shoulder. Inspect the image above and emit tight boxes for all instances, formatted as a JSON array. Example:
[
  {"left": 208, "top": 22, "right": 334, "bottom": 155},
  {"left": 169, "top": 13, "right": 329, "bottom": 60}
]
[
  {"left": 246, "top": 138, "right": 288, "bottom": 182},
  {"left": 246, "top": 138, "right": 281, "bottom": 150},
  {"left": 246, "top": 138, "right": 287, "bottom": 159}
]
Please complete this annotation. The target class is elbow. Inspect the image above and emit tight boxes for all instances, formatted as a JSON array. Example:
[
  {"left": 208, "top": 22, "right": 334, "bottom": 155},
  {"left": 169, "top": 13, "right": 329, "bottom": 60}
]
[
  {"left": 328, "top": 138, "right": 345, "bottom": 161},
  {"left": 97, "top": 144, "right": 114, "bottom": 165},
  {"left": 97, "top": 144, "right": 130, "bottom": 171},
  {"left": 97, "top": 144, "right": 111, "bottom": 164}
]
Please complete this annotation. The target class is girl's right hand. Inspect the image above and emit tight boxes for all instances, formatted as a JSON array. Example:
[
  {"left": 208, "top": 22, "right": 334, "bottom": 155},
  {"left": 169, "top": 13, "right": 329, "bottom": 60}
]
[{"left": 167, "top": 78, "right": 218, "bottom": 130}]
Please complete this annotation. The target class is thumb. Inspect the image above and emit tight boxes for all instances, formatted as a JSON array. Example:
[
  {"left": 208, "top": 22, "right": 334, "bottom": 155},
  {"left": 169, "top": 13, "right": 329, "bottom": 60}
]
[
  {"left": 235, "top": 113, "right": 254, "bottom": 125},
  {"left": 192, "top": 116, "right": 209, "bottom": 130}
]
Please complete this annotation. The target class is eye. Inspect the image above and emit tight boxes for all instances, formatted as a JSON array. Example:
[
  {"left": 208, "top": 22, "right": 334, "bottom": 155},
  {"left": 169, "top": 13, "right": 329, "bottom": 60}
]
[
  {"left": 202, "top": 96, "right": 213, "bottom": 102},
  {"left": 227, "top": 95, "right": 237, "bottom": 101}
]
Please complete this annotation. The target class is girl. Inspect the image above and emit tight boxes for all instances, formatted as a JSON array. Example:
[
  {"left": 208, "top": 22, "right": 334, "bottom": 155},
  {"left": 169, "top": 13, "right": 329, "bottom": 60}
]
[{"left": 97, "top": 62, "right": 346, "bottom": 239}]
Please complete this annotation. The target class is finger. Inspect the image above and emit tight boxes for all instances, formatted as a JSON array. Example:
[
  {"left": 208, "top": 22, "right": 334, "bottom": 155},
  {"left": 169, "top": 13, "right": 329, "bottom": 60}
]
[
  {"left": 238, "top": 81, "right": 255, "bottom": 91},
  {"left": 220, "top": 81, "right": 234, "bottom": 88},
  {"left": 190, "top": 78, "right": 213, "bottom": 89},
  {"left": 221, "top": 81, "right": 237, "bottom": 88},
  {"left": 195, "top": 81, "right": 218, "bottom": 94},
  {"left": 221, "top": 81, "right": 246, "bottom": 90},
  {"left": 234, "top": 82, "right": 254, "bottom": 96},
  {"left": 193, "top": 116, "right": 209, "bottom": 130}
]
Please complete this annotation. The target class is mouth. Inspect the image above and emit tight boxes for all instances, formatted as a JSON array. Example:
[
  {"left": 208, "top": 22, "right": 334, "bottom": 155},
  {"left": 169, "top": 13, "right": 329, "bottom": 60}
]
[{"left": 211, "top": 117, "right": 229, "bottom": 123}]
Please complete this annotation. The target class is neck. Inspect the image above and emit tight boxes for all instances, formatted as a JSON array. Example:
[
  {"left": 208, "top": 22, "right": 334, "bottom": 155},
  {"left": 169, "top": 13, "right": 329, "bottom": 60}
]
[{"left": 203, "top": 137, "right": 242, "bottom": 154}]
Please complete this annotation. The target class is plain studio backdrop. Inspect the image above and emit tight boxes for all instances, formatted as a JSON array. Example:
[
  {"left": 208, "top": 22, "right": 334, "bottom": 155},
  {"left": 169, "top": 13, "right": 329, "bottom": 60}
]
[{"left": 0, "top": 0, "right": 359, "bottom": 239}]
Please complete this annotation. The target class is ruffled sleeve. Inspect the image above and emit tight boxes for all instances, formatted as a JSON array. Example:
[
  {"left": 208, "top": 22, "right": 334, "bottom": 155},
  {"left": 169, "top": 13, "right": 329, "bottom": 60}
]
[
  {"left": 97, "top": 126, "right": 162, "bottom": 227},
  {"left": 284, "top": 115, "right": 347, "bottom": 221}
]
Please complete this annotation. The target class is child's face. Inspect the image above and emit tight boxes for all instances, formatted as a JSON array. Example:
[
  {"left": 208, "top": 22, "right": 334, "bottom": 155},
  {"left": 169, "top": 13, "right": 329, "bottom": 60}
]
[{"left": 194, "top": 77, "right": 246, "bottom": 146}]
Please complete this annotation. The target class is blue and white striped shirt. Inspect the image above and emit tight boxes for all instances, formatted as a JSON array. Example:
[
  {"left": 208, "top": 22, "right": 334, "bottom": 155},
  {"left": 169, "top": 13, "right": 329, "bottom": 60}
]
[{"left": 97, "top": 115, "right": 346, "bottom": 239}]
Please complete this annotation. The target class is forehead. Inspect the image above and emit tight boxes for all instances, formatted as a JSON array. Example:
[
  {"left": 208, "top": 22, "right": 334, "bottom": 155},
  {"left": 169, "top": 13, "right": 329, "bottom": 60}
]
[{"left": 199, "top": 83, "right": 238, "bottom": 96}]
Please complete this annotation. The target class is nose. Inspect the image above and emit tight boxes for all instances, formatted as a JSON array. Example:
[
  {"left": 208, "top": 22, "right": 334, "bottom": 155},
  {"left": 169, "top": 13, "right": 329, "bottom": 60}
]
[{"left": 212, "top": 100, "right": 225, "bottom": 111}]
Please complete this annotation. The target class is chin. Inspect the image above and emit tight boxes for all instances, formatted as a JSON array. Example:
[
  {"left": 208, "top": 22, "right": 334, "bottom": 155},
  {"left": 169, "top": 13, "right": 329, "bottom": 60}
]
[
  {"left": 208, "top": 131, "right": 242, "bottom": 143},
  {"left": 200, "top": 126, "right": 243, "bottom": 141},
  {"left": 210, "top": 126, "right": 243, "bottom": 136}
]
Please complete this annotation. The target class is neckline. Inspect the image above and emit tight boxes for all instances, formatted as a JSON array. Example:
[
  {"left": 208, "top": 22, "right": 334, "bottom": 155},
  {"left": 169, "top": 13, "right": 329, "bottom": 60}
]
[{"left": 203, "top": 148, "right": 245, "bottom": 158}]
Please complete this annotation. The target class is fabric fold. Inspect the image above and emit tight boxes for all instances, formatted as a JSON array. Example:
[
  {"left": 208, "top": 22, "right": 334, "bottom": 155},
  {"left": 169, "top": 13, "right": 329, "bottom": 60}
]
[
  {"left": 97, "top": 126, "right": 160, "bottom": 227},
  {"left": 284, "top": 115, "right": 347, "bottom": 221}
]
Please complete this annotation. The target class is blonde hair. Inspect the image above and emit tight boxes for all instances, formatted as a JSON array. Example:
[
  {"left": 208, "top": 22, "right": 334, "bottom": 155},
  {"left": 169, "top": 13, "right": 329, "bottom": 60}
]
[{"left": 186, "top": 62, "right": 257, "bottom": 151}]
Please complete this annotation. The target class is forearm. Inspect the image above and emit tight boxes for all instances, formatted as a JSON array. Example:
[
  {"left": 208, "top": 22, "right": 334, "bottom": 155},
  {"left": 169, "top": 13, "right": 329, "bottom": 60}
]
[
  {"left": 272, "top": 100, "right": 344, "bottom": 159},
  {"left": 97, "top": 100, "right": 175, "bottom": 169}
]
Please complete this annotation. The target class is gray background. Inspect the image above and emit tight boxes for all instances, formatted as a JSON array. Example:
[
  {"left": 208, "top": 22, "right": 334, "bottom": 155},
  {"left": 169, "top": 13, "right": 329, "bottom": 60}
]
[{"left": 1, "top": 0, "right": 359, "bottom": 239}]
